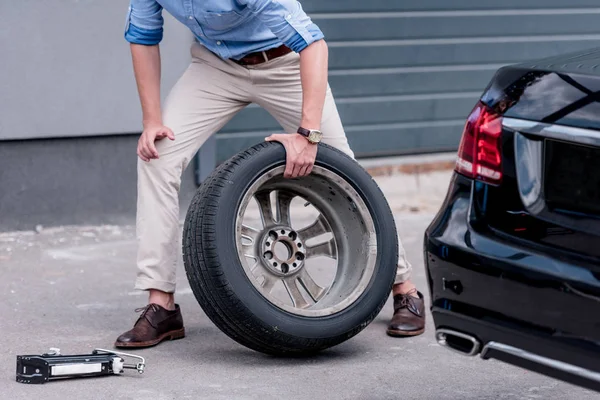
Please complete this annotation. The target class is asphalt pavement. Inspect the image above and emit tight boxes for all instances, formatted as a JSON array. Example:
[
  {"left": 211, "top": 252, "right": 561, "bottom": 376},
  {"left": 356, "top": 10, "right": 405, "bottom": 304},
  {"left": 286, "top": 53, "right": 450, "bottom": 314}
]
[{"left": 0, "top": 170, "right": 596, "bottom": 400}]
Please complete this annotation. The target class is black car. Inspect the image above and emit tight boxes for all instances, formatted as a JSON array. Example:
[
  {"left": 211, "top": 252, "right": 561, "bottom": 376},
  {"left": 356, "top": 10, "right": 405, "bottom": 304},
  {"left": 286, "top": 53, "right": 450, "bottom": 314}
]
[{"left": 424, "top": 48, "right": 600, "bottom": 392}]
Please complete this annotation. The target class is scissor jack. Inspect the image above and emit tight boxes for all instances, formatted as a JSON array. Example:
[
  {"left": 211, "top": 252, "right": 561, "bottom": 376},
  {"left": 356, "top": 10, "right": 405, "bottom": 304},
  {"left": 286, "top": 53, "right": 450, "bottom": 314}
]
[{"left": 16, "top": 348, "right": 145, "bottom": 384}]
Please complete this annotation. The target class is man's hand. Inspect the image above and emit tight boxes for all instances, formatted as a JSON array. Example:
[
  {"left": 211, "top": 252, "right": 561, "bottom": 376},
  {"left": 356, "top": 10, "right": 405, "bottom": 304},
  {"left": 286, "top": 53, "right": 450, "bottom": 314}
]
[
  {"left": 137, "top": 122, "right": 175, "bottom": 162},
  {"left": 266, "top": 133, "right": 318, "bottom": 178}
]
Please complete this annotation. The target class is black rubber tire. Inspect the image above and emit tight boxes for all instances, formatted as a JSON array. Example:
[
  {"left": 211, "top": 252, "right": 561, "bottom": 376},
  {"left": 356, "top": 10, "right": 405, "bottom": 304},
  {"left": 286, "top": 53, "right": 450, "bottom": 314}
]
[{"left": 182, "top": 142, "right": 398, "bottom": 356}]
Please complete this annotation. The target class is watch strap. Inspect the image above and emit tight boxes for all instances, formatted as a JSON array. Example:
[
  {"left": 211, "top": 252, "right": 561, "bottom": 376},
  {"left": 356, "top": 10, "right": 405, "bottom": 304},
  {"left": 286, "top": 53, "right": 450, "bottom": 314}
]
[{"left": 297, "top": 127, "right": 311, "bottom": 137}]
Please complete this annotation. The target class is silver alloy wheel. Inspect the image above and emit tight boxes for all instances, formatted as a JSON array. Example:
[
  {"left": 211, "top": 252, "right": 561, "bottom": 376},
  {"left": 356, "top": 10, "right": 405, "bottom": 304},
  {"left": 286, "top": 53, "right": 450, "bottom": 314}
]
[{"left": 235, "top": 165, "right": 378, "bottom": 317}]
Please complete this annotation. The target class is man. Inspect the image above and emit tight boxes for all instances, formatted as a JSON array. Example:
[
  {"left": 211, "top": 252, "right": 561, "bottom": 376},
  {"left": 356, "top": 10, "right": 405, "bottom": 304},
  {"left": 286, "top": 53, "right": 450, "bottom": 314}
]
[{"left": 116, "top": 0, "right": 425, "bottom": 349}]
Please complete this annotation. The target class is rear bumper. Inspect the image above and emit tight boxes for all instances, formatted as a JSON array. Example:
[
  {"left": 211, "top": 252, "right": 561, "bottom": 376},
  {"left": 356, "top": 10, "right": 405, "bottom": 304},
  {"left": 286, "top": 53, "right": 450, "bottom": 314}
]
[
  {"left": 424, "top": 173, "right": 600, "bottom": 392},
  {"left": 433, "top": 310, "right": 600, "bottom": 392}
]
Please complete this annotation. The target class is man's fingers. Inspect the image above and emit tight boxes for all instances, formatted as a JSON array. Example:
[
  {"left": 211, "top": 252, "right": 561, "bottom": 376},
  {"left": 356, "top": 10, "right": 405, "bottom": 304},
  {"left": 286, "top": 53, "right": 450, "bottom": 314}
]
[
  {"left": 297, "top": 166, "right": 308, "bottom": 177},
  {"left": 138, "top": 129, "right": 168, "bottom": 161},
  {"left": 156, "top": 128, "right": 174, "bottom": 141},
  {"left": 137, "top": 143, "right": 150, "bottom": 162},
  {"left": 137, "top": 140, "right": 147, "bottom": 160},
  {"left": 147, "top": 136, "right": 159, "bottom": 158},
  {"left": 265, "top": 133, "right": 286, "bottom": 142},
  {"left": 141, "top": 137, "right": 155, "bottom": 160},
  {"left": 285, "top": 161, "right": 295, "bottom": 178},
  {"left": 284, "top": 154, "right": 295, "bottom": 178},
  {"left": 306, "top": 155, "right": 317, "bottom": 175},
  {"left": 140, "top": 138, "right": 151, "bottom": 159},
  {"left": 291, "top": 160, "right": 304, "bottom": 178},
  {"left": 298, "top": 162, "right": 310, "bottom": 177},
  {"left": 297, "top": 158, "right": 309, "bottom": 177},
  {"left": 271, "top": 134, "right": 296, "bottom": 178},
  {"left": 166, "top": 128, "right": 175, "bottom": 141},
  {"left": 140, "top": 146, "right": 152, "bottom": 160},
  {"left": 301, "top": 158, "right": 315, "bottom": 177}
]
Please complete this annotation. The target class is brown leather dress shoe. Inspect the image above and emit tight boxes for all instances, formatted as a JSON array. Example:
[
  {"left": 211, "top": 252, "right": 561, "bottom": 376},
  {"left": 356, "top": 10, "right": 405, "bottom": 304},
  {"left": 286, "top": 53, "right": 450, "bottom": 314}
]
[
  {"left": 387, "top": 291, "right": 426, "bottom": 337},
  {"left": 114, "top": 303, "right": 185, "bottom": 349}
]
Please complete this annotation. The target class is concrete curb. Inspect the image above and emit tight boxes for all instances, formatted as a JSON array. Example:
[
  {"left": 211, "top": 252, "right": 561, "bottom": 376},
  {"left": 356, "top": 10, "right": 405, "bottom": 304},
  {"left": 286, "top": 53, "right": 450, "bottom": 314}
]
[{"left": 359, "top": 152, "right": 456, "bottom": 177}]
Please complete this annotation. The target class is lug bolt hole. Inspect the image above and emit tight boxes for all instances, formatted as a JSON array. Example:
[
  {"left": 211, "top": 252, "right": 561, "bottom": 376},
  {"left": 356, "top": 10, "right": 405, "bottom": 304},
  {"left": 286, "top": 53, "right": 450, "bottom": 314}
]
[
  {"left": 281, "top": 263, "right": 289, "bottom": 273},
  {"left": 264, "top": 251, "right": 273, "bottom": 260},
  {"left": 297, "top": 243, "right": 302, "bottom": 248},
  {"left": 296, "top": 252, "right": 305, "bottom": 261},
  {"left": 280, "top": 229, "right": 285, "bottom": 234},
  {"left": 273, "top": 262, "right": 278, "bottom": 267},
  {"left": 288, "top": 231, "right": 297, "bottom": 240},
  {"left": 268, "top": 231, "right": 278, "bottom": 241},
  {"left": 293, "top": 263, "right": 297, "bottom": 267}
]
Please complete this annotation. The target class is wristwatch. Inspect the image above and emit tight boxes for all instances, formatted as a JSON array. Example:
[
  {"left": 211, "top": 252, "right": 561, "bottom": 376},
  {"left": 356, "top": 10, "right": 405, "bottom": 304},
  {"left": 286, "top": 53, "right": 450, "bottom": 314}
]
[{"left": 297, "top": 127, "right": 323, "bottom": 144}]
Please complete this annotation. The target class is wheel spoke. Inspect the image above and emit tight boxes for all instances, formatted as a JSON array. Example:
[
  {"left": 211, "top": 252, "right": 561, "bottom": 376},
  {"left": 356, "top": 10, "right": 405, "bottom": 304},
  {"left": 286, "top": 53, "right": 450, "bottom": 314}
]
[
  {"left": 306, "top": 238, "right": 337, "bottom": 260},
  {"left": 250, "top": 261, "right": 259, "bottom": 273},
  {"left": 244, "top": 253, "right": 257, "bottom": 262},
  {"left": 297, "top": 214, "right": 330, "bottom": 241},
  {"left": 283, "top": 278, "right": 310, "bottom": 308},
  {"left": 241, "top": 224, "right": 260, "bottom": 245},
  {"left": 241, "top": 226, "right": 259, "bottom": 259},
  {"left": 254, "top": 191, "right": 275, "bottom": 228},
  {"left": 298, "top": 270, "right": 326, "bottom": 302},
  {"left": 260, "top": 275, "right": 276, "bottom": 293},
  {"left": 275, "top": 191, "right": 294, "bottom": 226}
]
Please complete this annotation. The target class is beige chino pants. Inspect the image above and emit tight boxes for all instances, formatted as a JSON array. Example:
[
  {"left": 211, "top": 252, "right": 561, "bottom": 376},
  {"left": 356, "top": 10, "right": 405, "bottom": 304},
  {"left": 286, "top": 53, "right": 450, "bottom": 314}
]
[{"left": 134, "top": 42, "right": 412, "bottom": 293}]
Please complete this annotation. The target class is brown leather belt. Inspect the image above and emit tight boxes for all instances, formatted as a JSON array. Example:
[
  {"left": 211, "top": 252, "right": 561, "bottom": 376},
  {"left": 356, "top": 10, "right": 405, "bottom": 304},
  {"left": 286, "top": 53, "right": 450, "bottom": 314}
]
[{"left": 233, "top": 45, "right": 293, "bottom": 66}]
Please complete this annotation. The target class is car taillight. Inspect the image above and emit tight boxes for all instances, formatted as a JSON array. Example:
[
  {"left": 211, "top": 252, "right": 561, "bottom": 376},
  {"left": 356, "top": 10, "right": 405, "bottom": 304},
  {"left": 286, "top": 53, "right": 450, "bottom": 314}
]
[{"left": 456, "top": 102, "right": 503, "bottom": 184}]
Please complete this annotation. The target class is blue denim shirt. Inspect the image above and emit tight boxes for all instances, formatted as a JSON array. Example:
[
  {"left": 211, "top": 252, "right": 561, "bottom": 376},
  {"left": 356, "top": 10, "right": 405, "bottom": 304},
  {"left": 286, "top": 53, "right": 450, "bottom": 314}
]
[{"left": 124, "top": 0, "right": 324, "bottom": 60}]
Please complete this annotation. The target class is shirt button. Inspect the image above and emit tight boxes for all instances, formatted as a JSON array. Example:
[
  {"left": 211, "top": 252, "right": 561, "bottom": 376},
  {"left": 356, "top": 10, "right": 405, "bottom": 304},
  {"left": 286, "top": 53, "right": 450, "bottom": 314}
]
[
  {"left": 286, "top": 14, "right": 292, "bottom": 19},
  {"left": 217, "top": 41, "right": 222, "bottom": 45},
  {"left": 188, "top": 16, "right": 193, "bottom": 20}
]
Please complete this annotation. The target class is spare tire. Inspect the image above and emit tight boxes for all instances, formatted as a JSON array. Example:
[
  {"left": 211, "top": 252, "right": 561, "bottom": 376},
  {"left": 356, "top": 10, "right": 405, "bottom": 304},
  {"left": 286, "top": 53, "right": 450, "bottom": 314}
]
[{"left": 183, "top": 142, "right": 398, "bottom": 356}]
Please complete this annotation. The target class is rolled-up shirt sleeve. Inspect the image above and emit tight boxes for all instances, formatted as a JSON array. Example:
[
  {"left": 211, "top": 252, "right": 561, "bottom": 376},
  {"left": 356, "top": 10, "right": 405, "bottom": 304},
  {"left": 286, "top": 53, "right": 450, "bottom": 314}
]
[
  {"left": 124, "top": 0, "right": 164, "bottom": 45},
  {"left": 239, "top": 0, "right": 324, "bottom": 53}
]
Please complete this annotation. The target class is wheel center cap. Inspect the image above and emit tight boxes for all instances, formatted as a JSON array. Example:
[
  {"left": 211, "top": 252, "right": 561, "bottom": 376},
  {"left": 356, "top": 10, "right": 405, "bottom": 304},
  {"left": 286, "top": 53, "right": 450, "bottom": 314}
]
[{"left": 262, "top": 228, "right": 306, "bottom": 275}]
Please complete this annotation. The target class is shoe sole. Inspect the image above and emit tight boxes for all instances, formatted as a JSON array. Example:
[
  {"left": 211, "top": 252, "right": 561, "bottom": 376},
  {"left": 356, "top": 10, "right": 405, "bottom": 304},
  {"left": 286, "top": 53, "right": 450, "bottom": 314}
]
[
  {"left": 386, "top": 328, "right": 425, "bottom": 337},
  {"left": 114, "top": 328, "right": 186, "bottom": 349}
]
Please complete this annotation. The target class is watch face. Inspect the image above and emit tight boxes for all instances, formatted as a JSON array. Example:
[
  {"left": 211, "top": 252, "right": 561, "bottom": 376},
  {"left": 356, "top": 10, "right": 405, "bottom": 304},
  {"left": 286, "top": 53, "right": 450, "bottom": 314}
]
[{"left": 308, "top": 130, "right": 322, "bottom": 143}]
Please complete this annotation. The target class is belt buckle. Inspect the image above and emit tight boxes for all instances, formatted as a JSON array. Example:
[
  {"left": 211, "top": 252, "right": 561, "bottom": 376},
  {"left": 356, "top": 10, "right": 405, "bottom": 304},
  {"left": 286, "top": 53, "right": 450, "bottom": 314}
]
[{"left": 261, "top": 51, "right": 269, "bottom": 63}]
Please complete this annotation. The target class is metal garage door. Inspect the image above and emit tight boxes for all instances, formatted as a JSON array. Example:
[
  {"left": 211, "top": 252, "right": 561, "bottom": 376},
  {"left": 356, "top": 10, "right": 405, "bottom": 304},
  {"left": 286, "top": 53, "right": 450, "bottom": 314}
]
[{"left": 212, "top": 0, "right": 600, "bottom": 162}]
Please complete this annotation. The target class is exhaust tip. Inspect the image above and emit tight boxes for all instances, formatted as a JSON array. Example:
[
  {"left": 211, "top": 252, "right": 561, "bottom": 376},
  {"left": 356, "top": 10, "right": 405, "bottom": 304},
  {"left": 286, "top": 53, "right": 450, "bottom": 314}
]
[{"left": 436, "top": 329, "right": 481, "bottom": 357}]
